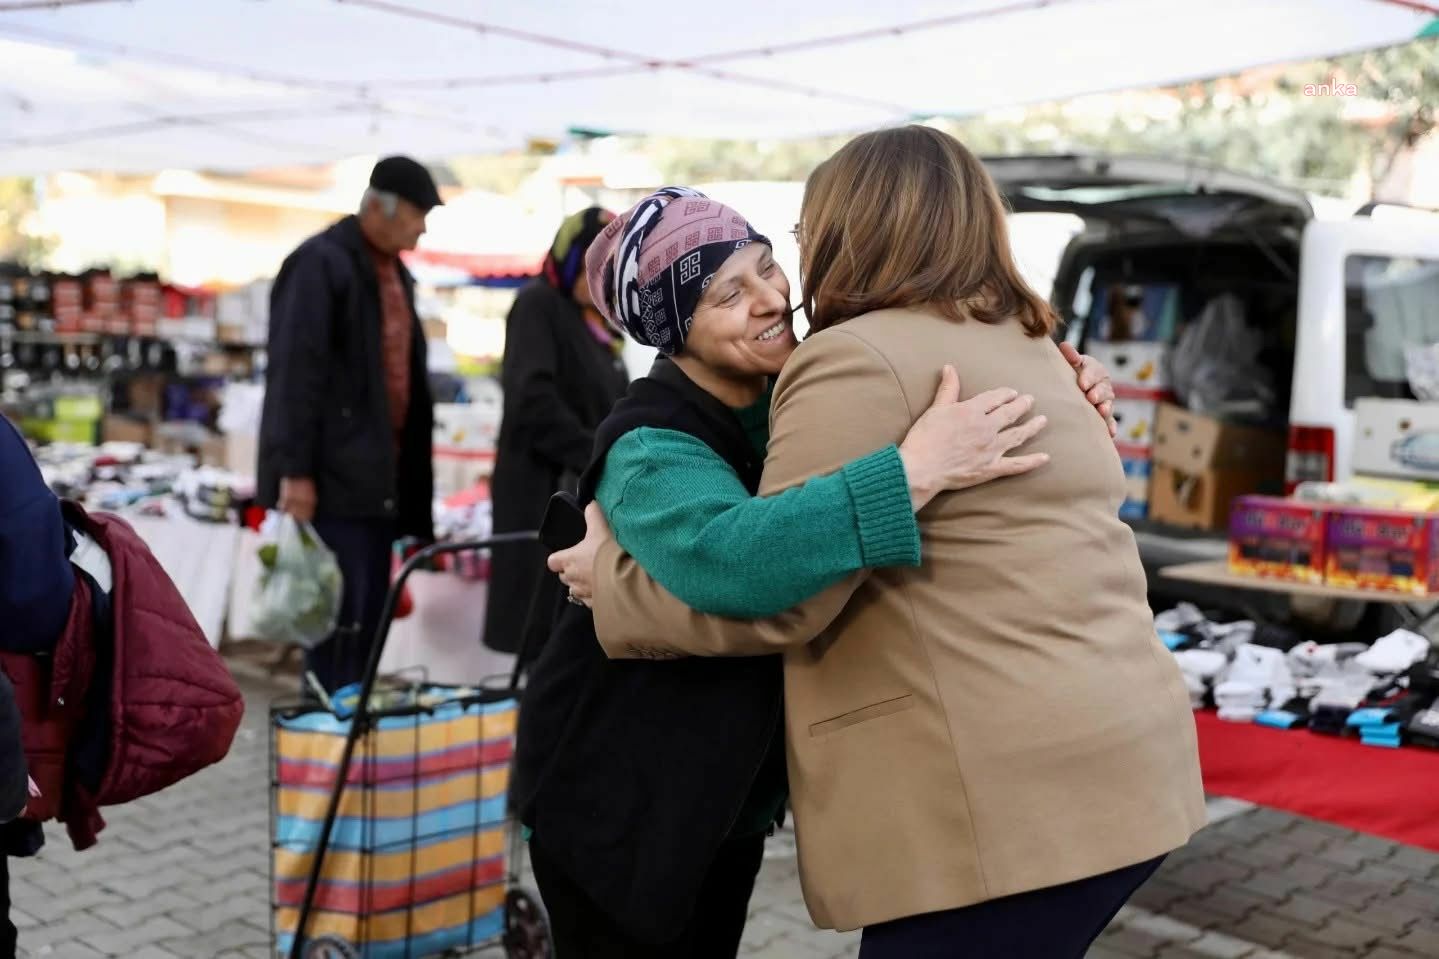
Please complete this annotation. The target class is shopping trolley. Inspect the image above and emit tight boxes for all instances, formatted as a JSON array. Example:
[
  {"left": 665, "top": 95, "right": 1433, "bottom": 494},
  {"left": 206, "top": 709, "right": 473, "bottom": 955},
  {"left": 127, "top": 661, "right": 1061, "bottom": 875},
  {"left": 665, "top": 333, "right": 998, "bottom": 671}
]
[{"left": 270, "top": 532, "right": 553, "bottom": 959}]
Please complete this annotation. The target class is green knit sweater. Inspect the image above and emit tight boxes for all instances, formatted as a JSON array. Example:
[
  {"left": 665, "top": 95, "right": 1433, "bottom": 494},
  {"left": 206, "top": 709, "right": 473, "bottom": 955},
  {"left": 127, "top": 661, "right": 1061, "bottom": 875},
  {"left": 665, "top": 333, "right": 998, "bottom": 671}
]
[
  {"left": 595, "top": 387, "right": 919, "bottom": 838},
  {"left": 596, "top": 389, "right": 921, "bottom": 619}
]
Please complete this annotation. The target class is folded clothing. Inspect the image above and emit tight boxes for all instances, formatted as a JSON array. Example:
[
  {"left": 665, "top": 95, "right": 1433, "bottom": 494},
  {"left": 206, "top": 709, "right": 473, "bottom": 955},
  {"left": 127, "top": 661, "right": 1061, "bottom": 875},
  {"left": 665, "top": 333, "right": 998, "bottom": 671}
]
[
  {"left": 1175, "top": 649, "right": 1228, "bottom": 680},
  {"left": 1310, "top": 704, "right": 1355, "bottom": 736},
  {"left": 1408, "top": 702, "right": 1439, "bottom": 748},
  {"left": 1288, "top": 641, "right": 1369, "bottom": 680},
  {"left": 1221, "top": 644, "right": 1297, "bottom": 709},
  {"left": 1308, "top": 668, "right": 1380, "bottom": 710},
  {"left": 1195, "top": 620, "right": 1257, "bottom": 658},
  {"left": 1256, "top": 708, "right": 1308, "bottom": 730},
  {"left": 1181, "top": 670, "right": 1207, "bottom": 709},
  {"left": 1360, "top": 724, "right": 1404, "bottom": 748},
  {"left": 1154, "top": 602, "right": 1207, "bottom": 633},
  {"left": 1356, "top": 629, "right": 1432, "bottom": 675},
  {"left": 1409, "top": 652, "right": 1439, "bottom": 699},
  {"left": 1218, "top": 705, "right": 1259, "bottom": 723},
  {"left": 1250, "top": 622, "right": 1306, "bottom": 652}
]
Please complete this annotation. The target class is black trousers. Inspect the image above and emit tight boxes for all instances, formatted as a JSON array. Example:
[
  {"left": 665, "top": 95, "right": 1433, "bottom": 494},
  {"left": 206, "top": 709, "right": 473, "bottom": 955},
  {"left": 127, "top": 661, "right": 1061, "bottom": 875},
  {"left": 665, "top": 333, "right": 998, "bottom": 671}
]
[
  {"left": 305, "top": 517, "right": 396, "bottom": 694},
  {"left": 529, "top": 833, "right": 765, "bottom": 959},
  {"left": 859, "top": 855, "right": 1166, "bottom": 959},
  {"left": 0, "top": 856, "right": 15, "bottom": 959}
]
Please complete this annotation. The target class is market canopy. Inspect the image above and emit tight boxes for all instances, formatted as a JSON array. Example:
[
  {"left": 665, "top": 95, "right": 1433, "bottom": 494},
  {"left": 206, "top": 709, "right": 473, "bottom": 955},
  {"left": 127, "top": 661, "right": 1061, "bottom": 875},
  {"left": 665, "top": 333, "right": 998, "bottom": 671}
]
[{"left": 1, "top": 0, "right": 1435, "bottom": 175}]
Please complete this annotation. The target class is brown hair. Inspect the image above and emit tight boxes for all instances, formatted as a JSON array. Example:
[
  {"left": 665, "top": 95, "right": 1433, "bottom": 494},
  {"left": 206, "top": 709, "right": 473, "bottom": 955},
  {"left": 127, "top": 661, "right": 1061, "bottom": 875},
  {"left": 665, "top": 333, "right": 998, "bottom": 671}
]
[{"left": 800, "top": 125, "right": 1057, "bottom": 338}]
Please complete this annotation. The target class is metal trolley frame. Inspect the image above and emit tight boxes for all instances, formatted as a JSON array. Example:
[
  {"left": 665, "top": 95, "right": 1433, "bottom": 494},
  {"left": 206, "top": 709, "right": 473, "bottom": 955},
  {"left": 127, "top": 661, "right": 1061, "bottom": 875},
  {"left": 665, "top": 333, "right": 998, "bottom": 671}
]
[{"left": 270, "top": 532, "right": 552, "bottom": 959}]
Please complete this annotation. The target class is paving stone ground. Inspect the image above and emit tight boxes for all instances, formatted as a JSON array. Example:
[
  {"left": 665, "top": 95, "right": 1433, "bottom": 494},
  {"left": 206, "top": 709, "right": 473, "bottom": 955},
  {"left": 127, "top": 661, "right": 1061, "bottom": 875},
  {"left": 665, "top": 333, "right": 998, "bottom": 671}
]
[{"left": 11, "top": 669, "right": 1439, "bottom": 958}]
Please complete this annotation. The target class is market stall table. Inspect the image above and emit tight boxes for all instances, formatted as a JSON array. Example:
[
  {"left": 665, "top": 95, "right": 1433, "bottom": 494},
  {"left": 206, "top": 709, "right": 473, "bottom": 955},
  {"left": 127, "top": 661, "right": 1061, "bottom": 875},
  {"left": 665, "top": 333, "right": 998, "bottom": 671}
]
[{"left": 1161, "top": 560, "right": 1439, "bottom": 851}]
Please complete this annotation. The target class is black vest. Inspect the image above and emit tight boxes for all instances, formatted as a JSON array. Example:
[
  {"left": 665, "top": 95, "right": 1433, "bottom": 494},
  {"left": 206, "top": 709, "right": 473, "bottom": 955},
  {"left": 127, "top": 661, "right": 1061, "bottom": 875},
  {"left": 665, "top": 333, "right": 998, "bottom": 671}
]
[{"left": 513, "top": 359, "right": 785, "bottom": 944}]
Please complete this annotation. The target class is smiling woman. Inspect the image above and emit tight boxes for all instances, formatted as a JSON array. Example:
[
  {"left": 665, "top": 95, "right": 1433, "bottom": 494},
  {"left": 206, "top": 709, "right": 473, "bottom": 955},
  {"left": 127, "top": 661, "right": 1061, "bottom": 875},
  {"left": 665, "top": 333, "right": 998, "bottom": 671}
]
[{"left": 669, "top": 243, "right": 797, "bottom": 408}]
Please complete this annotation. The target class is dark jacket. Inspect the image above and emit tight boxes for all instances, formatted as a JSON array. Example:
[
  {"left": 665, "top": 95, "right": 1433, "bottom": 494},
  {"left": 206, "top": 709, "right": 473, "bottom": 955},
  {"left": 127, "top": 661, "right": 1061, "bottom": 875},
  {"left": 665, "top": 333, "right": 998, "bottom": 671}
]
[
  {"left": 0, "top": 673, "right": 27, "bottom": 824},
  {"left": 513, "top": 359, "right": 784, "bottom": 944},
  {"left": 0, "top": 504, "right": 244, "bottom": 851},
  {"left": 482, "top": 279, "right": 628, "bottom": 652},
  {"left": 258, "top": 215, "right": 434, "bottom": 540},
  {"left": 0, "top": 414, "right": 75, "bottom": 653}
]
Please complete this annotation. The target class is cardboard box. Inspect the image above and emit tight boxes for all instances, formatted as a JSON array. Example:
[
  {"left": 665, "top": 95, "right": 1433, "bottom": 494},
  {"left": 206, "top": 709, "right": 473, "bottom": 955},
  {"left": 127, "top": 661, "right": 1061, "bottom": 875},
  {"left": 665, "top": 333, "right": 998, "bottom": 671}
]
[
  {"left": 1228, "top": 496, "right": 1330, "bottom": 585},
  {"left": 1152, "top": 404, "right": 1287, "bottom": 476},
  {"left": 1113, "top": 397, "right": 1160, "bottom": 454},
  {"left": 102, "top": 415, "right": 152, "bottom": 446},
  {"left": 1119, "top": 455, "right": 1151, "bottom": 520},
  {"left": 1151, "top": 465, "right": 1275, "bottom": 531},
  {"left": 123, "top": 376, "right": 165, "bottom": 418},
  {"left": 1325, "top": 506, "right": 1439, "bottom": 596},
  {"left": 1084, "top": 341, "right": 1172, "bottom": 396},
  {"left": 225, "top": 431, "right": 258, "bottom": 478},
  {"left": 1353, "top": 398, "right": 1439, "bottom": 482},
  {"left": 199, "top": 434, "right": 226, "bottom": 468},
  {"left": 1119, "top": 499, "right": 1149, "bottom": 521}
]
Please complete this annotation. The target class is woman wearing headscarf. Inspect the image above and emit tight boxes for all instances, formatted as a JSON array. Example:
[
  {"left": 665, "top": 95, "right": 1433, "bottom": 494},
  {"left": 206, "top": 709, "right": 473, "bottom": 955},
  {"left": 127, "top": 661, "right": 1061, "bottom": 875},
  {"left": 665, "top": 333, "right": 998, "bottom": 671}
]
[
  {"left": 483, "top": 207, "right": 631, "bottom": 654},
  {"left": 514, "top": 188, "right": 1118, "bottom": 958}
]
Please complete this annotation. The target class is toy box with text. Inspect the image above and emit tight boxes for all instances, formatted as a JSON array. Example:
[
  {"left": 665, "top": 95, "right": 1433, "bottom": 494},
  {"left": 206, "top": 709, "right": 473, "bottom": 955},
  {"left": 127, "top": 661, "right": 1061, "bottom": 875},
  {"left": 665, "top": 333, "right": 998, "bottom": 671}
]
[
  {"left": 1326, "top": 506, "right": 1439, "bottom": 596},
  {"left": 1228, "top": 496, "right": 1329, "bottom": 585}
]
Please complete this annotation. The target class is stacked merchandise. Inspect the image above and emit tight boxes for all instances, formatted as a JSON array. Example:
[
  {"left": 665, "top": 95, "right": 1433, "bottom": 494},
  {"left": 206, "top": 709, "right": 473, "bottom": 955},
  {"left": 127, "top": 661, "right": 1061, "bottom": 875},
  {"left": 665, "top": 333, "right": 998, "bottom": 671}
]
[
  {"left": 1228, "top": 479, "right": 1439, "bottom": 597},
  {"left": 1229, "top": 497, "right": 1331, "bottom": 585},
  {"left": 0, "top": 265, "right": 53, "bottom": 334},
  {"left": 432, "top": 388, "right": 501, "bottom": 498},
  {"left": 1084, "top": 283, "right": 1181, "bottom": 521},
  {"left": 32, "top": 440, "right": 253, "bottom": 522},
  {"left": 1089, "top": 289, "right": 1291, "bottom": 531},
  {"left": 0, "top": 266, "right": 164, "bottom": 339},
  {"left": 1158, "top": 602, "right": 1439, "bottom": 749},
  {"left": 214, "top": 279, "right": 271, "bottom": 347}
]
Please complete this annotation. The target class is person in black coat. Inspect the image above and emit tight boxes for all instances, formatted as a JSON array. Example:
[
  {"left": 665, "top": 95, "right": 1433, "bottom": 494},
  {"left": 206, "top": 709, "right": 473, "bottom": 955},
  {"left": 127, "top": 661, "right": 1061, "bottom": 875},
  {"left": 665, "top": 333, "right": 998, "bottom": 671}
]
[
  {"left": 483, "top": 208, "right": 630, "bottom": 654},
  {"left": 0, "top": 413, "right": 60, "bottom": 956},
  {"left": 257, "top": 156, "right": 441, "bottom": 692}
]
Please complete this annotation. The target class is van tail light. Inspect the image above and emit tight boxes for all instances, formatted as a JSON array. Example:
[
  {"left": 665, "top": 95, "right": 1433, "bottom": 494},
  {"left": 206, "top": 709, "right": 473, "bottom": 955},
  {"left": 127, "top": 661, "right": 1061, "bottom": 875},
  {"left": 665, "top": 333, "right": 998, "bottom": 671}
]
[{"left": 1286, "top": 425, "right": 1336, "bottom": 493}]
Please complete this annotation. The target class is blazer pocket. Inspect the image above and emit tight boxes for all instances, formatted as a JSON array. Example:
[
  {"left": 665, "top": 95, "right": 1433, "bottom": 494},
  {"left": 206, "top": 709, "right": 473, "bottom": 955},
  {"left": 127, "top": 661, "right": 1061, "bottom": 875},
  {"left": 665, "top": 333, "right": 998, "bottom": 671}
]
[{"left": 809, "top": 694, "right": 915, "bottom": 738}]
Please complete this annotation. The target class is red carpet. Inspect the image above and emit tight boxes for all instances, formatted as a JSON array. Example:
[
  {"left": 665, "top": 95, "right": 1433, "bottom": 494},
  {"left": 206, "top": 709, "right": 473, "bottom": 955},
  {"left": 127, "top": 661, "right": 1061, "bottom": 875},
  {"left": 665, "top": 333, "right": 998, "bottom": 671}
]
[{"left": 1194, "top": 710, "right": 1439, "bottom": 851}]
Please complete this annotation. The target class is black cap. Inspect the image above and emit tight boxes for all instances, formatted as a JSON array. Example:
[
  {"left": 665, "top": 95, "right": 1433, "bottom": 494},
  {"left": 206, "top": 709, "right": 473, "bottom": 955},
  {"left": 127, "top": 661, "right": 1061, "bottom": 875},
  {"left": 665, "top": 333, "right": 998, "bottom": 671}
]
[{"left": 369, "top": 156, "right": 443, "bottom": 211}]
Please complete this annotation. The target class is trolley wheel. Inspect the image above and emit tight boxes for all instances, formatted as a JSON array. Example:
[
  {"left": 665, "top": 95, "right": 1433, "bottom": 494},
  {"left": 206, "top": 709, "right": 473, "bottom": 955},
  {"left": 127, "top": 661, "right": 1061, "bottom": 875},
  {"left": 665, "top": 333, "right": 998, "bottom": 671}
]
[
  {"left": 302, "top": 936, "right": 359, "bottom": 959},
  {"left": 503, "top": 888, "right": 553, "bottom": 959}
]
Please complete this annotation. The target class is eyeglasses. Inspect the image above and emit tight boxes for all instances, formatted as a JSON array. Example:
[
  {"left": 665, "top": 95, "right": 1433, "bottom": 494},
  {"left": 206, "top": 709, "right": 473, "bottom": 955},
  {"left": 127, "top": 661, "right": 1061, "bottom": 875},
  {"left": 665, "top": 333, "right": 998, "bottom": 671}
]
[{"left": 789, "top": 222, "right": 804, "bottom": 244}]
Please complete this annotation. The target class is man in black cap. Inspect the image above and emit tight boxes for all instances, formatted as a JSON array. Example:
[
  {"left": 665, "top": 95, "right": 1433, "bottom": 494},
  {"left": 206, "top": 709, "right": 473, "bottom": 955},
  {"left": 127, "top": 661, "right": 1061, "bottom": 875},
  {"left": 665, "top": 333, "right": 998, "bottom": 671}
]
[{"left": 258, "top": 155, "right": 443, "bottom": 692}]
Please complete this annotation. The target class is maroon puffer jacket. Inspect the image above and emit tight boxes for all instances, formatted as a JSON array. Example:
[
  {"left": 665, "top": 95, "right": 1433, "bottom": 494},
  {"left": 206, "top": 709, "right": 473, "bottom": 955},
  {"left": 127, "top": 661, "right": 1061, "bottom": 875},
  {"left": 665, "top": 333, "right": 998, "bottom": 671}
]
[{"left": 0, "top": 503, "right": 245, "bottom": 849}]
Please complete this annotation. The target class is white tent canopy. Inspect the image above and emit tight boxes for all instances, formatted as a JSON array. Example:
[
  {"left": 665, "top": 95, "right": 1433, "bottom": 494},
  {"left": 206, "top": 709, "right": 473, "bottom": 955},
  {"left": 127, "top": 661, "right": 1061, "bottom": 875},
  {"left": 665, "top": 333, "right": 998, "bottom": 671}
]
[{"left": 0, "top": 0, "right": 1434, "bottom": 175}]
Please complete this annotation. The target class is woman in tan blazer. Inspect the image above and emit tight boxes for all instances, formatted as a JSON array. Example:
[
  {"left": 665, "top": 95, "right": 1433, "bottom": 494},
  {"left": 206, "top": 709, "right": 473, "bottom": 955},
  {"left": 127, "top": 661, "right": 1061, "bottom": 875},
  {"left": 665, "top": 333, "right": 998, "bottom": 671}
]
[{"left": 558, "top": 126, "right": 1206, "bottom": 958}]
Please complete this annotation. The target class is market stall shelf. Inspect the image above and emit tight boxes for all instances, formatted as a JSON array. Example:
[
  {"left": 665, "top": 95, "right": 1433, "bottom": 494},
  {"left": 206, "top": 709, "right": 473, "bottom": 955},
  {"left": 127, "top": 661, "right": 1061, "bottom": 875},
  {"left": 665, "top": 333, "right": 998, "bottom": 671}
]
[{"left": 1162, "top": 559, "right": 1439, "bottom": 608}]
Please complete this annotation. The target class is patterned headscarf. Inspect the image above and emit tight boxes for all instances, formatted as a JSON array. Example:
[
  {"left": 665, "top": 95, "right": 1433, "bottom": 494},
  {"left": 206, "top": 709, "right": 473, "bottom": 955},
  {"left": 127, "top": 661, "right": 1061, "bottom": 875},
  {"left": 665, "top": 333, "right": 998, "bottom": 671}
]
[
  {"left": 584, "top": 187, "right": 770, "bottom": 356},
  {"left": 542, "top": 206, "right": 615, "bottom": 298}
]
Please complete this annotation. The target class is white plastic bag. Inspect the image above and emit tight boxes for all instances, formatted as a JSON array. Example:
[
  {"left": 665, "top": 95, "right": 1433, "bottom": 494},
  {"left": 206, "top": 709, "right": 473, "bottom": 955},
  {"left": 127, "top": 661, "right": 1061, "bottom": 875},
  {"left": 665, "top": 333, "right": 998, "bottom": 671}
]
[
  {"left": 1170, "top": 295, "right": 1276, "bottom": 419},
  {"left": 1403, "top": 343, "right": 1439, "bottom": 401},
  {"left": 250, "top": 512, "right": 344, "bottom": 649}
]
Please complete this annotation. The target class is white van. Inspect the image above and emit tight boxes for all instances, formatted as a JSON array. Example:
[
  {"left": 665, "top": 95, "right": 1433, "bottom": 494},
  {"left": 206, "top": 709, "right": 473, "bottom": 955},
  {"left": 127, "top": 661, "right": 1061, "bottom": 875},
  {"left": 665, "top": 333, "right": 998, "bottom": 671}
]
[{"left": 986, "top": 155, "right": 1439, "bottom": 614}]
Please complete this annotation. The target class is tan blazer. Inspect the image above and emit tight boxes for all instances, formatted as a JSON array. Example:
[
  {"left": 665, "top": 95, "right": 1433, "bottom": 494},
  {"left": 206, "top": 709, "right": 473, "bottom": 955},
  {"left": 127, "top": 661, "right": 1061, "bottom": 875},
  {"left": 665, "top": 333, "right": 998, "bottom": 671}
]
[{"left": 592, "top": 307, "right": 1206, "bottom": 932}]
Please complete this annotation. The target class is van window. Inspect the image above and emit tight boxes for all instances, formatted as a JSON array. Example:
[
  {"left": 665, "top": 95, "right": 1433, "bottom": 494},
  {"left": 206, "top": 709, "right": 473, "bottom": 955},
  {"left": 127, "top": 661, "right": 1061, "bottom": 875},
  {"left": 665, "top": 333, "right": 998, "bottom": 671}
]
[{"left": 1345, "top": 254, "right": 1439, "bottom": 406}]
